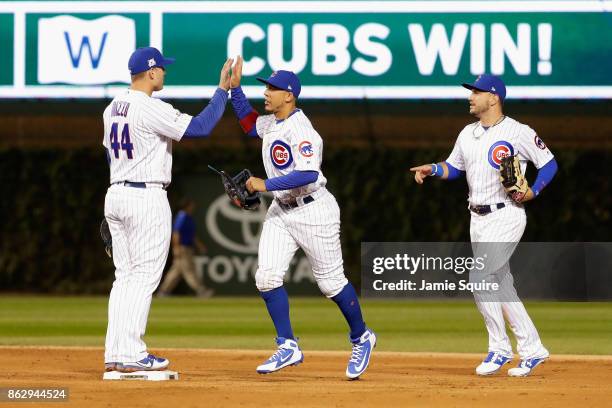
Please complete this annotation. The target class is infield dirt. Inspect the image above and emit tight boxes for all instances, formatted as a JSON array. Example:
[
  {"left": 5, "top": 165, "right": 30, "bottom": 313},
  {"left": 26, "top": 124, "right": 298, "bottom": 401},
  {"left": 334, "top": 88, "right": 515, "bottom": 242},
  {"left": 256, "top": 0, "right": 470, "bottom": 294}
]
[{"left": 1, "top": 347, "right": 610, "bottom": 407}]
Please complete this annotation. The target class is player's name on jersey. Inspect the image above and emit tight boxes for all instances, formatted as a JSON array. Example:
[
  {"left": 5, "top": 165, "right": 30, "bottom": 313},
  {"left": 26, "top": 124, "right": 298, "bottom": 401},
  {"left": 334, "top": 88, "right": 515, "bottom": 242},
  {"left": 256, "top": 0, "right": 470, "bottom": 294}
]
[
  {"left": 372, "top": 279, "right": 500, "bottom": 293},
  {"left": 111, "top": 101, "right": 130, "bottom": 118}
]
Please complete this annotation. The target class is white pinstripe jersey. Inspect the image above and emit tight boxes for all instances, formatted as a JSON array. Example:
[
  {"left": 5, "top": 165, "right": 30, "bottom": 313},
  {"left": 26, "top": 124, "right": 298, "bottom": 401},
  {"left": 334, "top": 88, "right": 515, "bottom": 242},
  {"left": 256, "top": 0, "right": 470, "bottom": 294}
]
[
  {"left": 102, "top": 89, "right": 192, "bottom": 185},
  {"left": 446, "top": 116, "right": 554, "bottom": 206},
  {"left": 256, "top": 109, "right": 327, "bottom": 202}
]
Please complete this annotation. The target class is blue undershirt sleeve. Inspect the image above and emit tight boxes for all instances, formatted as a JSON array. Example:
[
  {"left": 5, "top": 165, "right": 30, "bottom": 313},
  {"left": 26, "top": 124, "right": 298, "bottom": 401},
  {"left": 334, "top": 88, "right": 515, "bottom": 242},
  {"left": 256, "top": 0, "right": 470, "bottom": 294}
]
[
  {"left": 230, "top": 86, "right": 259, "bottom": 137},
  {"left": 445, "top": 162, "right": 465, "bottom": 180},
  {"left": 264, "top": 170, "right": 319, "bottom": 191},
  {"left": 531, "top": 158, "right": 558, "bottom": 197},
  {"left": 431, "top": 161, "right": 465, "bottom": 179},
  {"left": 183, "top": 88, "right": 228, "bottom": 138}
]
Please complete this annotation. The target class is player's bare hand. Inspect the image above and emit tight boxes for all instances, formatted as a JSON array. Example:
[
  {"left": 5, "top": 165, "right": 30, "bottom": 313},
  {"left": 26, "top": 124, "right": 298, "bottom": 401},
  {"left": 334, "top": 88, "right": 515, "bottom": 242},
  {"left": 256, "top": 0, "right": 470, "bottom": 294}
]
[
  {"left": 230, "top": 56, "right": 243, "bottom": 89},
  {"left": 218, "top": 58, "right": 233, "bottom": 91},
  {"left": 246, "top": 176, "right": 267, "bottom": 193},
  {"left": 409, "top": 164, "right": 433, "bottom": 184}
]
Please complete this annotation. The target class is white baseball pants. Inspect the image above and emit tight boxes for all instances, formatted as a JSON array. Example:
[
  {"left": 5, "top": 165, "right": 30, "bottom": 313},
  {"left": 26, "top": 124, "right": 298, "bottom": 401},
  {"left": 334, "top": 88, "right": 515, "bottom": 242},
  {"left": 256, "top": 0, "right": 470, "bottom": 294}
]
[
  {"left": 256, "top": 189, "right": 348, "bottom": 298},
  {"left": 470, "top": 203, "right": 549, "bottom": 360},
  {"left": 103, "top": 184, "right": 171, "bottom": 363}
]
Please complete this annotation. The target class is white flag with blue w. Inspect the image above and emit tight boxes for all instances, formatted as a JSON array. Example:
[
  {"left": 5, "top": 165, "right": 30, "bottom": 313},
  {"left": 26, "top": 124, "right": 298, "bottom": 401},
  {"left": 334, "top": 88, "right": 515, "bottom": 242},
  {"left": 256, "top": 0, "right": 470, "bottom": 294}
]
[{"left": 38, "top": 15, "right": 135, "bottom": 85}]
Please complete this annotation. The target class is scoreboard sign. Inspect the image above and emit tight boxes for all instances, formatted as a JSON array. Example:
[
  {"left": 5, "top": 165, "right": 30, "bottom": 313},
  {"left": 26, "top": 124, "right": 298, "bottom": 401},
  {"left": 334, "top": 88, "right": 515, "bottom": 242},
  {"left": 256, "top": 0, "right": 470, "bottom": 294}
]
[{"left": 0, "top": 1, "right": 611, "bottom": 99}]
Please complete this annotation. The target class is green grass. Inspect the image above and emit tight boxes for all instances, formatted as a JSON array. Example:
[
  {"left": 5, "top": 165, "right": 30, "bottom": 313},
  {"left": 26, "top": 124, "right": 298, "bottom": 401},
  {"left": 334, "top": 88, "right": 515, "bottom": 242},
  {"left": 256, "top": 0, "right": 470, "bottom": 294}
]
[{"left": 0, "top": 297, "right": 611, "bottom": 354}]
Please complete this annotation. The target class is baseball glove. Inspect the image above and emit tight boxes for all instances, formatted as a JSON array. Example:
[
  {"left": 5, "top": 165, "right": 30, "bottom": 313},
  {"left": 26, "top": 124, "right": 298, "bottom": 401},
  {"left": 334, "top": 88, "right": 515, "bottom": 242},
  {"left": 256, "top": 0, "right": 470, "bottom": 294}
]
[
  {"left": 209, "top": 165, "right": 261, "bottom": 210},
  {"left": 499, "top": 155, "right": 529, "bottom": 203},
  {"left": 100, "top": 218, "right": 113, "bottom": 258}
]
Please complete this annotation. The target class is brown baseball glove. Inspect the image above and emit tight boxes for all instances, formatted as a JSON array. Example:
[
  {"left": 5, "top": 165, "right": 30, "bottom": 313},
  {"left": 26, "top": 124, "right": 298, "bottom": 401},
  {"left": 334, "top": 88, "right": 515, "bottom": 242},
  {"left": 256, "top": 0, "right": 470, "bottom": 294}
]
[{"left": 499, "top": 155, "right": 529, "bottom": 203}]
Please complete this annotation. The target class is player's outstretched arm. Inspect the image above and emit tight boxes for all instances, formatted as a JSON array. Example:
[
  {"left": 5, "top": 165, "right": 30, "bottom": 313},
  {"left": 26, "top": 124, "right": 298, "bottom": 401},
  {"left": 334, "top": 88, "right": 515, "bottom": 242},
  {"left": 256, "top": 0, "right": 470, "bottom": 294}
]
[
  {"left": 229, "top": 56, "right": 259, "bottom": 137},
  {"left": 182, "top": 58, "right": 233, "bottom": 138},
  {"left": 245, "top": 171, "right": 319, "bottom": 193},
  {"left": 410, "top": 162, "right": 464, "bottom": 184}
]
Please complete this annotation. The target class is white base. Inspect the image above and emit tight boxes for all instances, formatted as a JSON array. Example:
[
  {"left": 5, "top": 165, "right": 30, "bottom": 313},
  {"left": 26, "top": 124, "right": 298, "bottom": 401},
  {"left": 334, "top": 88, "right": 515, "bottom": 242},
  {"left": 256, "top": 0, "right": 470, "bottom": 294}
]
[{"left": 103, "top": 370, "right": 179, "bottom": 381}]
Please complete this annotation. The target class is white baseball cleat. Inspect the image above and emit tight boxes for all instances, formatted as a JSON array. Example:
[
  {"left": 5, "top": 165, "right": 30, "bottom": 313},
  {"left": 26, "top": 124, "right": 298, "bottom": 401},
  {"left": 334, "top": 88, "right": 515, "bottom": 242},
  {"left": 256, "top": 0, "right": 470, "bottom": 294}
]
[
  {"left": 475, "top": 352, "right": 513, "bottom": 376},
  {"left": 116, "top": 354, "right": 169, "bottom": 372},
  {"left": 256, "top": 337, "right": 304, "bottom": 374},
  {"left": 346, "top": 328, "right": 377, "bottom": 380},
  {"left": 508, "top": 357, "right": 548, "bottom": 377}
]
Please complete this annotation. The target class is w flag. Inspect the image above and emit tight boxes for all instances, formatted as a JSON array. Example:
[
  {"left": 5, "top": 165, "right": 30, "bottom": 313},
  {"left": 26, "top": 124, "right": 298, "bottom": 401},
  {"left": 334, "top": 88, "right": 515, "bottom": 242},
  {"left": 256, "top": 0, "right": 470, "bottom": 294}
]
[{"left": 38, "top": 15, "right": 135, "bottom": 85}]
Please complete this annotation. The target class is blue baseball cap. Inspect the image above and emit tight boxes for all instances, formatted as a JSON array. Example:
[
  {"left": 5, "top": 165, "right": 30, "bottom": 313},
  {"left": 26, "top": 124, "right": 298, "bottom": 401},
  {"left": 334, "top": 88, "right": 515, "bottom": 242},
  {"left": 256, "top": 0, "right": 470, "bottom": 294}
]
[
  {"left": 128, "top": 47, "right": 175, "bottom": 75},
  {"left": 256, "top": 70, "right": 301, "bottom": 98},
  {"left": 462, "top": 74, "right": 506, "bottom": 102}
]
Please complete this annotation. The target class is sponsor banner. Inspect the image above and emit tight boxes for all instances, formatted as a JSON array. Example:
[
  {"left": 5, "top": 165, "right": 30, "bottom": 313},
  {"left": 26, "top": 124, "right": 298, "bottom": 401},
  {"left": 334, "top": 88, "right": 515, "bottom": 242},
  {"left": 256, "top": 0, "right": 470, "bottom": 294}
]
[
  {"left": 183, "top": 176, "right": 319, "bottom": 295},
  {"left": 361, "top": 242, "right": 612, "bottom": 300},
  {"left": 0, "top": 1, "right": 611, "bottom": 98}
]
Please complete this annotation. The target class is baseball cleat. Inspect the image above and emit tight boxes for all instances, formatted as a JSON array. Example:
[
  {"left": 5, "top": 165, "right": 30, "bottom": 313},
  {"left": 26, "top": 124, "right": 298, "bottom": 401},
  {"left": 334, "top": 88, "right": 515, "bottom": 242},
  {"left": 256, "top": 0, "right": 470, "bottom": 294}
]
[
  {"left": 508, "top": 357, "right": 548, "bottom": 377},
  {"left": 104, "top": 362, "right": 118, "bottom": 372},
  {"left": 475, "top": 352, "right": 513, "bottom": 375},
  {"left": 346, "top": 328, "right": 377, "bottom": 380},
  {"left": 256, "top": 337, "right": 303, "bottom": 374},
  {"left": 116, "top": 354, "right": 169, "bottom": 372}
]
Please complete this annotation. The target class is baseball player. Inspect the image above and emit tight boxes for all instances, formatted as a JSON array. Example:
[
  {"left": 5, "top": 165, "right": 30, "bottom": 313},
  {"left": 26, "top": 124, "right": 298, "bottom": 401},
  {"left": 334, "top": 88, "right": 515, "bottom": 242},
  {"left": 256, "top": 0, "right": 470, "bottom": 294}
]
[
  {"left": 157, "top": 198, "right": 213, "bottom": 298},
  {"left": 410, "top": 74, "right": 558, "bottom": 377},
  {"left": 228, "top": 56, "right": 376, "bottom": 379},
  {"left": 102, "top": 47, "right": 232, "bottom": 373}
]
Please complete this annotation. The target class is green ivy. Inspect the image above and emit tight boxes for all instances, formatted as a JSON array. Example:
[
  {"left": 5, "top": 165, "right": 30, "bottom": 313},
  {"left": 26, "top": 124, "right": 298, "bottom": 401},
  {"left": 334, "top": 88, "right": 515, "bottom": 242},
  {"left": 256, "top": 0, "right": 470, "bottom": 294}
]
[{"left": 0, "top": 147, "right": 608, "bottom": 293}]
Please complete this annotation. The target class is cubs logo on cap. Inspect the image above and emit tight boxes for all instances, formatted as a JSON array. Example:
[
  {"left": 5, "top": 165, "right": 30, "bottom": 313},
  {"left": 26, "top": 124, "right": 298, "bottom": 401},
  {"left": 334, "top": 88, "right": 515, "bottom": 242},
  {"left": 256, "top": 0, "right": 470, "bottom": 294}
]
[
  {"left": 299, "top": 141, "right": 314, "bottom": 157},
  {"left": 488, "top": 140, "right": 514, "bottom": 169},
  {"left": 270, "top": 140, "right": 293, "bottom": 169}
]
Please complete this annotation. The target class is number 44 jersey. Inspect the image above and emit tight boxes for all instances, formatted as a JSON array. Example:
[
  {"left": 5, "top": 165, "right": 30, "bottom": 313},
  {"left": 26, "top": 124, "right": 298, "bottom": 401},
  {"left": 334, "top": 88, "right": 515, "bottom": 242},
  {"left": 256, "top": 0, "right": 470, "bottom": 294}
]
[{"left": 102, "top": 89, "right": 193, "bottom": 185}]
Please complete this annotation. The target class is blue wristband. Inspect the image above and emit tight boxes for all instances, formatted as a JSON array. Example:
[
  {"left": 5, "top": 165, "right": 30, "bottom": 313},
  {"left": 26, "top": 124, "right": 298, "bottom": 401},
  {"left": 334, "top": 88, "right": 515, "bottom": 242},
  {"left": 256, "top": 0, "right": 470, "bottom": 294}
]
[{"left": 430, "top": 163, "right": 444, "bottom": 177}]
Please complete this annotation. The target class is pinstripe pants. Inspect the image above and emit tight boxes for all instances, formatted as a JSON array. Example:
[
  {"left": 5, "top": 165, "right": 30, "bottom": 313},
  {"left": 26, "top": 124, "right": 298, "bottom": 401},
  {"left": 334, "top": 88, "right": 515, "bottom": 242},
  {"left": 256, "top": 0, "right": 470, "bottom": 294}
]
[
  {"left": 470, "top": 204, "right": 549, "bottom": 359},
  {"left": 103, "top": 184, "right": 171, "bottom": 363},
  {"left": 256, "top": 189, "right": 348, "bottom": 298}
]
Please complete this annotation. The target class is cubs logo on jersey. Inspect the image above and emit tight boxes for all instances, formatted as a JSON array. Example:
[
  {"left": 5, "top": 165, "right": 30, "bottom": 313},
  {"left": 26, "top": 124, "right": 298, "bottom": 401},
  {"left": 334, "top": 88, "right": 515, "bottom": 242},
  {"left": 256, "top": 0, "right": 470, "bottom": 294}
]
[
  {"left": 270, "top": 140, "right": 293, "bottom": 169},
  {"left": 487, "top": 140, "right": 514, "bottom": 169},
  {"left": 299, "top": 141, "right": 314, "bottom": 157}
]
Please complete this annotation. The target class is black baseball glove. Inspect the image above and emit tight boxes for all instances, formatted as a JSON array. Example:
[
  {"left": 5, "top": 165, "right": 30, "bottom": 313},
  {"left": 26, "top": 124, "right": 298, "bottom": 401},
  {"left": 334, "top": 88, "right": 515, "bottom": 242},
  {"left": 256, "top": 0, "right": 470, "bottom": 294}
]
[
  {"left": 100, "top": 218, "right": 113, "bottom": 258},
  {"left": 209, "top": 165, "right": 261, "bottom": 210}
]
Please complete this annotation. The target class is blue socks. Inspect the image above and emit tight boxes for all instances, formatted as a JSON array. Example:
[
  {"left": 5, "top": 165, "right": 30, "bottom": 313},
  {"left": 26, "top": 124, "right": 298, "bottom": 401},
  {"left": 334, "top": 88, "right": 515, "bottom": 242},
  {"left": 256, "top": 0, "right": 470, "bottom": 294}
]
[
  {"left": 261, "top": 284, "right": 366, "bottom": 342},
  {"left": 331, "top": 283, "right": 367, "bottom": 340},
  {"left": 260, "top": 287, "right": 294, "bottom": 340}
]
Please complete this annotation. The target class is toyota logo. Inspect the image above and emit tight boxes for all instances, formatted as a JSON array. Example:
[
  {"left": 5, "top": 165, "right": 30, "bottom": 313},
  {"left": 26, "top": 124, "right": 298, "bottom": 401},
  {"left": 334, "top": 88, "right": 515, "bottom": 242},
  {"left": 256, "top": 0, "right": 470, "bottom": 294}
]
[{"left": 205, "top": 193, "right": 270, "bottom": 254}]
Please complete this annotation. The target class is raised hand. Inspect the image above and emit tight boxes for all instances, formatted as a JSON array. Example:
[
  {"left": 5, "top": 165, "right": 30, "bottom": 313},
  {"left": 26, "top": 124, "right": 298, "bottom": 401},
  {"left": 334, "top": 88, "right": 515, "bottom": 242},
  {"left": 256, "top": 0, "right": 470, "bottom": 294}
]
[
  {"left": 218, "top": 58, "right": 234, "bottom": 91},
  {"left": 230, "top": 56, "right": 243, "bottom": 89}
]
